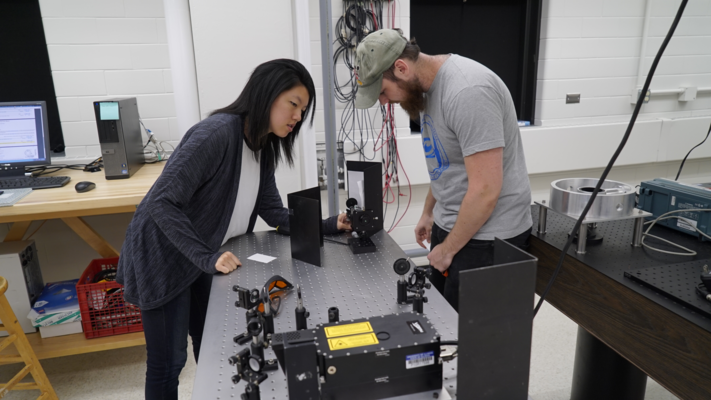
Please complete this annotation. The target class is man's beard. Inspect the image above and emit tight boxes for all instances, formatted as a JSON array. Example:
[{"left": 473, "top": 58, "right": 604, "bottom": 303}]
[{"left": 392, "top": 76, "right": 426, "bottom": 121}]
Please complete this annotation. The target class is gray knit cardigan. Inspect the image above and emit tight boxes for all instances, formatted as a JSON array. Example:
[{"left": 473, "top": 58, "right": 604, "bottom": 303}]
[{"left": 117, "top": 113, "right": 339, "bottom": 309}]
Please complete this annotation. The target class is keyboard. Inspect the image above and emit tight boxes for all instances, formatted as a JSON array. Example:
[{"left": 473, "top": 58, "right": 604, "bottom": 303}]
[{"left": 0, "top": 176, "right": 71, "bottom": 190}]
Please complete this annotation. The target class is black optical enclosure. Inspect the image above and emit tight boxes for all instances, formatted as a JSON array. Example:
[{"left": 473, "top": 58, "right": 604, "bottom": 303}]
[
  {"left": 272, "top": 312, "right": 442, "bottom": 400},
  {"left": 346, "top": 161, "right": 383, "bottom": 234},
  {"left": 93, "top": 98, "right": 145, "bottom": 179},
  {"left": 458, "top": 238, "right": 537, "bottom": 399}
]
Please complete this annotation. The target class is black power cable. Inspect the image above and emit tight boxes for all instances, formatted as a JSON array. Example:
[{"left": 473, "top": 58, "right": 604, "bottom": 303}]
[
  {"left": 324, "top": 237, "right": 349, "bottom": 246},
  {"left": 26, "top": 156, "right": 103, "bottom": 176},
  {"left": 533, "top": 0, "right": 689, "bottom": 317},
  {"left": 331, "top": 1, "right": 410, "bottom": 231},
  {"left": 674, "top": 121, "right": 711, "bottom": 181}
]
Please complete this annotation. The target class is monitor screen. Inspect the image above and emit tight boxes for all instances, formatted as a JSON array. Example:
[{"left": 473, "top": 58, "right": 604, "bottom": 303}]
[{"left": 0, "top": 101, "right": 50, "bottom": 166}]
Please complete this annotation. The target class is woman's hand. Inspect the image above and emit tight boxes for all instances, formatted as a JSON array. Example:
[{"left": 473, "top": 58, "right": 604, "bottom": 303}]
[
  {"left": 215, "top": 251, "right": 241, "bottom": 274},
  {"left": 337, "top": 212, "right": 352, "bottom": 231}
]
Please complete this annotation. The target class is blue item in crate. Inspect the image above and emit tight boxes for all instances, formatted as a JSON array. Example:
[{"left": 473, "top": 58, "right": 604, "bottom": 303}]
[
  {"left": 638, "top": 178, "right": 711, "bottom": 241},
  {"left": 31, "top": 279, "right": 80, "bottom": 315}
]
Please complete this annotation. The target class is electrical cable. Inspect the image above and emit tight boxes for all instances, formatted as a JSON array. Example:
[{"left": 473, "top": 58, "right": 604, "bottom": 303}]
[
  {"left": 331, "top": 1, "right": 411, "bottom": 229},
  {"left": 138, "top": 119, "right": 172, "bottom": 163},
  {"left": 324, "top": 237, "right": 349, "bottom": 246},
  {"left": 27, "top": 157, "right": 102, "bottom": 176},
  {"left": 640, "top": 209, "right": 711, "bottom": 256},
  {"left": 533, "top": 0, "right": 689, "bottom": 318},
  {"left": 674, "top": 120, "right": 711, "bottom": 181},
  {"left": 139, "top": 119, "right": 154, "bottom": 149}
]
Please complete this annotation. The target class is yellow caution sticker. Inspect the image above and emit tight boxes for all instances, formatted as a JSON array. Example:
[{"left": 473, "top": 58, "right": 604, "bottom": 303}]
[
  {"left": 328, "top": 333, "right": 379, "bottom": 351},
  {"left": 324, "top": 322, "right": 373, "bottom": 338}
]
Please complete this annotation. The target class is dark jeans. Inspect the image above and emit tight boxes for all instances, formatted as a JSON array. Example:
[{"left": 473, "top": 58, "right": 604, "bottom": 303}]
[
  {"left": 428, "top": 224, "right": 531, "bottom": 312},
  {"left": 141, "top": 272, "right": 212, "bottom": 400}
]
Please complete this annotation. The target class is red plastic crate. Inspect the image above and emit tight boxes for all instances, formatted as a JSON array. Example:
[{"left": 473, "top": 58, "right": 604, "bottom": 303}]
[{"left": 76, "top": 257, "right": 143, "bottom": 339}]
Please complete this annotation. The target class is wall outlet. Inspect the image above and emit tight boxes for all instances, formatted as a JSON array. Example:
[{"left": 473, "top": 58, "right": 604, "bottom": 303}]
[
  {"left": 630, "top": 89, "right": 650, "bottom": 104},
  {"left": 566, "top": 93, "right": 580, "bottom": 104}
]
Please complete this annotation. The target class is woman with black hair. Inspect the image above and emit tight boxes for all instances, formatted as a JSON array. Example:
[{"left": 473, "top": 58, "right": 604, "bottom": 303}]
[{"left": 116, "top": 59, "right": 350, "bottom": 399}]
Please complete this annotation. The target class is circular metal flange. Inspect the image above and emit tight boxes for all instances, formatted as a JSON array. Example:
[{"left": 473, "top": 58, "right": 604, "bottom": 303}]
[{"left": 550, "top": 178, "right": 636, "bottom": 220}]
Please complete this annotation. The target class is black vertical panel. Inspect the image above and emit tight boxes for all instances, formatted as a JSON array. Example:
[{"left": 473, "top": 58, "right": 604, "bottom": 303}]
[
  {"left": 409, "top": 0, "right": 464, "bottom": 55},
  {"left": 460, "top": 0, "right": 524, "bottom": 117},
  {"left": 410, "top": 0, "right": 541, "bottom": 128},
  {"left": 0, "top": 0, "right": 65, "bottom": 153},
  {"left": 409, "top": 0, "right": 464, "bottom": 133},
  {"left": 288, "top": 187, "right": 324, "bottom": 267},
  {"left": 519, "top": 0, "right": 542, "bottom": 123}
]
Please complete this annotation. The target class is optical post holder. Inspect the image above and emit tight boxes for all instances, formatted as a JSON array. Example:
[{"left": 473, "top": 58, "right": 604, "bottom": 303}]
[
  {"left": 295, "top": 285, "right": 310, "bottom": 330},
  {"left": 229, "top": 347, "right": 274, "bottom": 400},
  {"left": 230, "top": 285, "right": 279, "bottom": 383},
  {"left": 393, "top": 258, "right": 432, "bottom": 313}
]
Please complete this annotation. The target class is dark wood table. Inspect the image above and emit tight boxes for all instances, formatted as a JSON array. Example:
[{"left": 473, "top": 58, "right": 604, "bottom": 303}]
[{"left": 529, "top": 205, "right": 711, "bottom": 400}]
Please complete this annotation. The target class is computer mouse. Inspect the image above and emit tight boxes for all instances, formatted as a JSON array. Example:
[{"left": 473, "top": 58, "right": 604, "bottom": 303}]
[{"left": 75, "top": 181, "right": 96, "bottom": 193}]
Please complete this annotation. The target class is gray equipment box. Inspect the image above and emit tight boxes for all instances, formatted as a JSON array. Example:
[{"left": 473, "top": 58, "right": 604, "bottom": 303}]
[
  {"left": 93, "top": 98, "right": 145, "bottom": 179},
  {"left": 0, "top": 240, "right": 44, "bottom": 336},
  {"left": 638, "top": 178, "right": 711, "bottom": 241}
]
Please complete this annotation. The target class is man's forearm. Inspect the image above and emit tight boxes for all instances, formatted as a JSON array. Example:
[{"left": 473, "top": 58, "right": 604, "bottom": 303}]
[
  {"left": 422, "top": 187, "right": 436, "bottom": 216},
  {"left": 439, "top": 188, "right": 498, "bottom": 255}
]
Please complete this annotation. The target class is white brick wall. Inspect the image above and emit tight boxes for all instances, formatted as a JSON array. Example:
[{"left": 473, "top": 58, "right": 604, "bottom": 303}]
[
  {"left": 537, "top": 0, "right": 711, "bottom": 126},
  {"left": 39, "top": 0, "right": 177, "bottom": 160}
]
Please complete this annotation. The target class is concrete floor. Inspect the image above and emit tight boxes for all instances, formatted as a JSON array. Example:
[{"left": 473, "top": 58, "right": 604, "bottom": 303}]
[{"left": 0, "top": 297, "right": 678, "bottom": 399}]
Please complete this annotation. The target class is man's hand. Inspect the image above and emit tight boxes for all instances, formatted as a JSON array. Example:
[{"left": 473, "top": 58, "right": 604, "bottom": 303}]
[
  {"left": 215, "top": 251, "right": 241, "bottom": 274},
  {"left": 337, "top": 212, "right": 352, "bottom": 231},
  {"left": 415, "top": 213, "right": 434, "bottom": 249},
  {"left": 427, "top": 242, "right": 454, "bottom": 273}
]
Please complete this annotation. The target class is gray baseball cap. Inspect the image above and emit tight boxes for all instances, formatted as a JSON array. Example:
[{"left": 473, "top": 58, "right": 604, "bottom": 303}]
[{"left": 354, "top": 29, "right": 407, "bottom": 109}]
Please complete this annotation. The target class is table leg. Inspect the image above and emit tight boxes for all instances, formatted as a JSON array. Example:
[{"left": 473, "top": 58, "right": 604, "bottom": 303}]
[
  {"left": 570, "top": 327, "right": 647, "bottom": 400},
  {"left": 61, "top": 217, "right": 119, "bottom": 258},
  {"left": 537, "top": 205, "right": 547, "bottom": 235},
  {"left": 4, "top": 221, "right": 32, "bottom": 242},
  {"left": 632, "top": 217, "right": 644, "bottom": 247},
  {"left": 576, "top": 224, "right": 587, "bottom": 254}
]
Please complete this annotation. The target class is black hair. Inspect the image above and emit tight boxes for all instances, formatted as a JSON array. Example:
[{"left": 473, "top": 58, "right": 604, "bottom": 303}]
[
  {"left": 382, "top": 35, "right": 421, "bottom": 81},
  {"left": 211, "top": 59, "right": 316, "bottom": 170}
]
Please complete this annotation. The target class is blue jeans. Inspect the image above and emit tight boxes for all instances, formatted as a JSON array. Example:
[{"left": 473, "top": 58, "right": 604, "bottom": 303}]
[
  {"left": 141, "top": 272, "right": 212, "bottom": 400},
  {"left": 428, "top": 224, "right": 531, "bottom": 312}
]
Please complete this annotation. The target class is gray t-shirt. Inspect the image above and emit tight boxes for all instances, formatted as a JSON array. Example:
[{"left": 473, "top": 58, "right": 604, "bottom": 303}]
[{"left": 421, "top": 55, "right": 532, "bottom": 240}]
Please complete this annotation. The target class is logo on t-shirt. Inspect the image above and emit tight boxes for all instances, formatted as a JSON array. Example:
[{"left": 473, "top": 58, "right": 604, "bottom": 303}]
[{"left": 421, "top": 114, "right": 449, "bottom": 180}]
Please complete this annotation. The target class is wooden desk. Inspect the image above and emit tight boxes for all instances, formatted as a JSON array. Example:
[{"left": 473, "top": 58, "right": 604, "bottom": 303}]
[
  {"left": 1, "top": 163, "right": 164, "bottom": 257},
  {"left": 0, "top": 163, "right": 164, "bottom": 360}
]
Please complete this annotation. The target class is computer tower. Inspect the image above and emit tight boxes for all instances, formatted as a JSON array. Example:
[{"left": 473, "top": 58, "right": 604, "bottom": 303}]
[
  {"left": 0, "top": 240, "right": 44, "bottom": 336},
  {"left": 93, "top": 98, "right": 145, "bottom": 179}
]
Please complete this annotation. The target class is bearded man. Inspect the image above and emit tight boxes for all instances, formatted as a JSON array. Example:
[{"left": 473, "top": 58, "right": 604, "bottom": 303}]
[{"left": 354, "top": 29, "right": 533, "bottom": 311}]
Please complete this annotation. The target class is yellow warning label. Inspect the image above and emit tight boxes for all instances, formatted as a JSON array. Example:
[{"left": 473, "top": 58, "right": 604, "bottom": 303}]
[
  {"left": 328, "top": 333, "right": 379, "bottom": 351},
  {"left": 324, "top": 322, "right": 373, "bottom": 338}
]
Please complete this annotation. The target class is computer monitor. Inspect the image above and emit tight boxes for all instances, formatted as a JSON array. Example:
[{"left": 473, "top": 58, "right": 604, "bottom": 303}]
[{"left": 0, "top": 101, "right": 52, "bottom": 178}]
